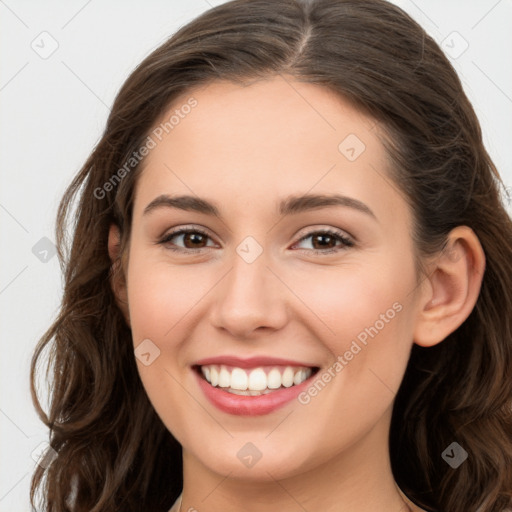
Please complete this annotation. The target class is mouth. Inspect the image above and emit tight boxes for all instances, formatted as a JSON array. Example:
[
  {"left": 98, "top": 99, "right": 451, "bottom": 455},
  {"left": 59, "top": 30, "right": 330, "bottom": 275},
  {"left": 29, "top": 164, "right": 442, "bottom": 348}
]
[
  {"left": 191, "top": 357, "right": 320, "bottom": 416},
  {"left": 192, "top": 364, "right": 319, "bottom": 396}
]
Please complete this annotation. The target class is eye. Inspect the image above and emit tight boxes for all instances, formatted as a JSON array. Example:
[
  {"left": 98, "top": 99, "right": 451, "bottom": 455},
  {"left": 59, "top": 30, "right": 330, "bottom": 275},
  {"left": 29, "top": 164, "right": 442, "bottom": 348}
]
[
  {"left": 158, "top": 227, "right": 217, "bottom": 253},
  {"left": 292, "top": 229, "right": 354, "bottom": 255},
  {"left": 157, "top": 226, "right": 354, "bottom": 255}
]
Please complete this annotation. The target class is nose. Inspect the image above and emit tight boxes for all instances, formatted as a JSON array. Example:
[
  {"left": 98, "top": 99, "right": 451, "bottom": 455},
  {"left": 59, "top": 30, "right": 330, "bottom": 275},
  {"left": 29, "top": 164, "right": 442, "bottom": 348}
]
[{"left": 209, "top": 246, "right": 288, "bottom": 339}]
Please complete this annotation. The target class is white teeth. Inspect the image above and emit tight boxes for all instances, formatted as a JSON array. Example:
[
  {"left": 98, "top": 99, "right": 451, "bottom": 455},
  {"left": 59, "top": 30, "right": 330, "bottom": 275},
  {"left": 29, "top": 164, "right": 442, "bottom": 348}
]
[
  {"left": 209, "top": 366, "right": 219, "bottom": 386},
  {"left": 218, "top": 366, "right": 231, "bottom": 388},
  {"left": 200, "top": 364, "right": 314, "bottom": 392},
  {"left": 293, "top": 369, "right": 305, "bottom": 385},
  {"left": 282, "top": 367, "right": 294, "bottom": 387},
  {"left": 230, "top": 368, "right": 248, "bottom": 390},
  {"left": 248, "top": 368, "right": 267, "bottom": 390},
  {"left": 267, "top": 368, "right": 282, "bottom": 389}
]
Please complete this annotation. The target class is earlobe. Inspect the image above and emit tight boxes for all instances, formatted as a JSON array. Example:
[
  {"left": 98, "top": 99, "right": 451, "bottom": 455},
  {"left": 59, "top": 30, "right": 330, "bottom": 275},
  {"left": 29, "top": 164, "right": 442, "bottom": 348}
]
[
  {"left": 413, "top": 226, "right": 485, "bottom": 347},
  {"left": 107, "top": 223, "right": 131, "bottom": 327}
]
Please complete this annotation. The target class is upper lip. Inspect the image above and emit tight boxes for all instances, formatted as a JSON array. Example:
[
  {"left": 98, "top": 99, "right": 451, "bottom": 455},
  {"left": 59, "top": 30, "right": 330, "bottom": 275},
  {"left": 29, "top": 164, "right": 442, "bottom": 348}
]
[{"left": 193, "top": 355, "right": 318, "bottom": 368}]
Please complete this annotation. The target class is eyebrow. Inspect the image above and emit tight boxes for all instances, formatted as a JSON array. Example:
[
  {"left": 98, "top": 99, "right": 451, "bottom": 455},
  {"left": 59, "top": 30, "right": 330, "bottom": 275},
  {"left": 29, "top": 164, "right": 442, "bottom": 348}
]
[{"left": 143, "top": 193, "right": 376, "bottom": 220}]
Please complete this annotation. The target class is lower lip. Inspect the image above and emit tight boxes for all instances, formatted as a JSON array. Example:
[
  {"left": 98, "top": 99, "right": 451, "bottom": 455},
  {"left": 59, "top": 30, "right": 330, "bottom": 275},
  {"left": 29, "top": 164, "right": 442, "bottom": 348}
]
[{"left": 194, "top": 369, "right": 317, "bottom": 416}]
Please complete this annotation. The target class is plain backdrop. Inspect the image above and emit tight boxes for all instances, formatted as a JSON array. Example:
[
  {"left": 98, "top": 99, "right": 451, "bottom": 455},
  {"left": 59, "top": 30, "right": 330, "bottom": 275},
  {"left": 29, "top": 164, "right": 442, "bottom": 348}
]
[{"left": 1, "top": 1, "right": 511, "bottom": 510}]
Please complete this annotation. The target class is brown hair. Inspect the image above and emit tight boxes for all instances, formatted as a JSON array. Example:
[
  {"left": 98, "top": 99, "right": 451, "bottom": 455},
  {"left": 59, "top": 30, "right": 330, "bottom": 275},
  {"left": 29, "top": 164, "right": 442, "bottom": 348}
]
[{"left": 30, "top": 0, "right": 512, "bottom": 510}]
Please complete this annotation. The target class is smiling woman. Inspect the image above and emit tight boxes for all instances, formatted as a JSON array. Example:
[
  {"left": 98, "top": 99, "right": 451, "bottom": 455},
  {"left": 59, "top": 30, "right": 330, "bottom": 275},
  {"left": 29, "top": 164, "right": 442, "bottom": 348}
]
[{"left": 30, "top": 1, "right": 512, "bottom": 512}]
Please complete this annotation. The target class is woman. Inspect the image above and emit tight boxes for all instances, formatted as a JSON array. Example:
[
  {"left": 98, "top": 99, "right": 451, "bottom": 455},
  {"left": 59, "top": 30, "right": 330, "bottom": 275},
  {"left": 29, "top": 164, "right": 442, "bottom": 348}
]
[{"left": 30, "top": 0, "right": 512, "bottom": 511}]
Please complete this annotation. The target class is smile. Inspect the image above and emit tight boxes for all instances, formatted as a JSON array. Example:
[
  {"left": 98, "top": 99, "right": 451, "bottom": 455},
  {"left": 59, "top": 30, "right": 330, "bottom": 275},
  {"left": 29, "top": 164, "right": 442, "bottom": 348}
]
[
  {"left": 192, "top": 356, "right": 320, "bottom": 416},
  {"left": 198, "top": 364, "right": 314, "bottom": 395}
]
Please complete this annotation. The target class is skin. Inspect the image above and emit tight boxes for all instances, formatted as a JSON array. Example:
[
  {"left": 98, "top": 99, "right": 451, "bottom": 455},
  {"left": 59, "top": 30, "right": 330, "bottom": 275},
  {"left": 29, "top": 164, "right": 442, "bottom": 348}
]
[{"left": 108, "top": 76, "right": 485, "bottom": 512}]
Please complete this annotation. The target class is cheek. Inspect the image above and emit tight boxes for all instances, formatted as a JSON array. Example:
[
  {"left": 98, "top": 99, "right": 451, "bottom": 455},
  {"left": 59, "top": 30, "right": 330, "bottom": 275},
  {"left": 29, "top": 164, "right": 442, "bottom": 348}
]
[
  {"left": 282, "top": 269, "right": 414, "bottom": 464},
  {"left": 288, "top": 253, "right": 415, "bottom": 409},
  {"left": 125, "top": 252, "right": 205, "bottom": 438},
  {"left": 281, "top": 257, "right": 410, "bottom": 353},
  {"left": 126, "top": 252, "right": 212, "bottom": 343}
]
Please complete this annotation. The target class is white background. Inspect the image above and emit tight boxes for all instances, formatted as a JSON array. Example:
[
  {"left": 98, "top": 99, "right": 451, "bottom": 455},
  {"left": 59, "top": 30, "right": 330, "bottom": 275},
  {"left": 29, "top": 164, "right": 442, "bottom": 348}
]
[{"left": 1, "top": 1, "right": 511, "bottom": 510}]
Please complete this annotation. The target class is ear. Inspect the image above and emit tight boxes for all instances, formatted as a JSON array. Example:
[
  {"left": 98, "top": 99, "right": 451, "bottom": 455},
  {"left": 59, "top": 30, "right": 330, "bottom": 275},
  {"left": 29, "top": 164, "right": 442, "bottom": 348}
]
[
  {"left": 108, "top": 223, "right": 131, "bottom": 328},
  {"left": 413, "top": 226, "right": 485, "bottom": 347}
]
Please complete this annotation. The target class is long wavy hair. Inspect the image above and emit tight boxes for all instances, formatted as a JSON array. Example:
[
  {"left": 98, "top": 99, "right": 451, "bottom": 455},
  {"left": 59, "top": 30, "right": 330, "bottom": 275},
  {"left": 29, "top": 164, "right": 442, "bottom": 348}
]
[{"left": 30, "top": 0, "right": 512, "bottom": 510}]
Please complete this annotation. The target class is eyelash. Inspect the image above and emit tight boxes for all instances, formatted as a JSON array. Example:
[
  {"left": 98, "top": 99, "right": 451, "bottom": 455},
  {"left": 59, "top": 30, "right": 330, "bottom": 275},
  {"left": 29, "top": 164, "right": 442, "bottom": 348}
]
[{"left": 157, "top": 226, "right": 354, "bottom": 255}]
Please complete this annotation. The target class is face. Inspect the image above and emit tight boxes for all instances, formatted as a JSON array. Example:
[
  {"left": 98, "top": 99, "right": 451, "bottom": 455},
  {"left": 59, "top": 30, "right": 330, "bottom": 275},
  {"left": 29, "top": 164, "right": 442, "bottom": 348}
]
[{"left": 123, "top": 76, "right": 422, "bottom": 481}]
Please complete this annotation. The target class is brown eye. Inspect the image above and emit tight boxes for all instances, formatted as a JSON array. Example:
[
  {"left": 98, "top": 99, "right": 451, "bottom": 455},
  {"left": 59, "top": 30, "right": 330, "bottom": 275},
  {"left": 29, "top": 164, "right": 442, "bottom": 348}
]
[
  {"left": 159, "top": 228, "right": 216, "bottom": 252},
  {"left": 311, "top": 233, "right": 338, "bottom": 250},
  {"left": 181, "top": 232, "right": 208, "bottom": 248},
  {"left": 294, "top": 229, "right": 354, "bottom": 254}
]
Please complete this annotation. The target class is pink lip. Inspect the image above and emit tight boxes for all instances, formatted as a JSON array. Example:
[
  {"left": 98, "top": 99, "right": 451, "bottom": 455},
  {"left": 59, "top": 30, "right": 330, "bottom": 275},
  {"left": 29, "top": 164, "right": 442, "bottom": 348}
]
[
  {"left": 193, "top": 355, "right": 316, "bottom": 369},
  {"left": 193, "top": 366, "right": 318, "bottom": 416}
]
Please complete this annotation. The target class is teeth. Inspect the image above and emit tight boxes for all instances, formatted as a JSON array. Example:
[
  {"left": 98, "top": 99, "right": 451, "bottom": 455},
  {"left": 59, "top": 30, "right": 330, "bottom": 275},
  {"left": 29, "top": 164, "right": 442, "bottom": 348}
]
[
  {"left": 248, "top": 368, "right": 267, "bottom": 390},
  {"left": 200, "top": 364, "right": 313, "bottom": 393},
  {"left": 281, "top": 367, "right": 294, "bottom": 387},
  {"left": 210, "top": 366, "right": 219, "bottom": 386},
  {"left": 267, "top": 368, "right": 282, "bottom": 389},
  {"left": 231, "top": 368, "right": 248, "bottom": 390},
  {"left": 294, "top": 369, "right": 306, "bottom": 385},
  {"left": 226, "top": 388, "right": 275, "bottom": 396},
  {"left": 218, "top": 366, "right": 231, "bottom": 388}
]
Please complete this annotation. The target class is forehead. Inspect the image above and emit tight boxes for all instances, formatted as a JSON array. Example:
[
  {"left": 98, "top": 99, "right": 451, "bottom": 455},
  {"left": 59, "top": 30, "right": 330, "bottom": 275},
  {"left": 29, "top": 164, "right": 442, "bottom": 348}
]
[{"left": 133, "top": 76, "right": 406, "bottom": 226}]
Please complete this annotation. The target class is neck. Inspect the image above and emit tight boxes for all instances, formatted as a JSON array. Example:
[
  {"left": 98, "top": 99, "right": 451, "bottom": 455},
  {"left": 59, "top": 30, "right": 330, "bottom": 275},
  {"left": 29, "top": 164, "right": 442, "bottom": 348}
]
[{"left": 179, "top": 406, "right": 413, "bottom": 512}]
